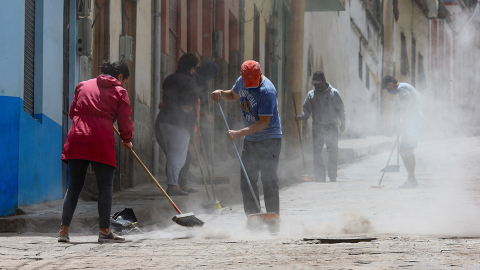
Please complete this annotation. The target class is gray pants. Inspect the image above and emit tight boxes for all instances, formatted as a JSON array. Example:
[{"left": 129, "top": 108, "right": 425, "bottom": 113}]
[
  {"left": 155, "top": 120, "right": 191, "bottom": 186},
  {"left": 313, "top": 124, "right": 339, "bottom": 181}
]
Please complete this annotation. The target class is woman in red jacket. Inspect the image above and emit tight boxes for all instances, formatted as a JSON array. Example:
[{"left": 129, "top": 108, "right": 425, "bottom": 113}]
[{"left": 58, "top": 62, "right": 134, "bottom": 243}]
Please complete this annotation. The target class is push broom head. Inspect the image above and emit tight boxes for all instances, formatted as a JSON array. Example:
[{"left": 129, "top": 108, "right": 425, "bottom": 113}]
[
  {"left": 213, "top": 200, "right": 221, "bottom": 209},
  {"left": 172, "top": 212, "right": 205, "bottom": 227}
]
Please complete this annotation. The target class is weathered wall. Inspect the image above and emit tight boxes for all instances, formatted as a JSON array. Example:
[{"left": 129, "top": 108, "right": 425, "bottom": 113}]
[
  {"left": 302, "top": 0, "right": 383, "bottom": 139},
  {"left": 269, "top": 0, "right": 291, "bottom": 132},
  {"left": 243, "top": 0, "right": 271, "bottom": 66},
  {"left": 131, "top": 2, "right": 154, "bottom": 186},
  {"left": 394, "top": 0, "right": 430, "bottom": 87},
  {"left": 0, "top": 0, "right": 69, "bottom": 215}
]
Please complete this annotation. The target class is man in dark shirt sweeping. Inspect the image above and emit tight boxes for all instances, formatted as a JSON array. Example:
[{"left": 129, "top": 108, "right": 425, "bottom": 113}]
[{"left": 296, "top": 71, "right": 346, "bottom": 182}]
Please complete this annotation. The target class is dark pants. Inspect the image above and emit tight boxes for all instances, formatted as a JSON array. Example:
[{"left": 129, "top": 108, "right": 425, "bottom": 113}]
[
  {"left": 61, "top": 159, "right": 115, "bottom": 228},
  {"left": 240, "top": 138, "right": 282, "bottom": 215},
  {"left": 312, "top": 124, "right": 339, "bottom": 182}
]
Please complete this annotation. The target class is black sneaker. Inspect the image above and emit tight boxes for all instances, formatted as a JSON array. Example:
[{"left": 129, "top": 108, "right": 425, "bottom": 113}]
[
  {"left": 166, "top": 187, "right": 189, "bottom": 196},
  {"left": 182, "top": 187, "right": 198, "bottom": 193}
]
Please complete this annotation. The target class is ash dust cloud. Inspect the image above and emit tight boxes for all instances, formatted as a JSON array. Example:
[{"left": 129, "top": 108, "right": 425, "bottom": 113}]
[{"left": 132, "top": 6, "right": 480, "bottom": 242}]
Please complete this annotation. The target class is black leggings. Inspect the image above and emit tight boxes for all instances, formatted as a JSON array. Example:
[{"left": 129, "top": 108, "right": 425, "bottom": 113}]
[{"left": 61, "top": 159, "right": 115, "bottom": 229}]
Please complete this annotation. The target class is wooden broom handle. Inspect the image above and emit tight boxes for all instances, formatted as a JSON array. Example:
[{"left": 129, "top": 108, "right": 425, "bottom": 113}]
[{"left": 113, "top": 126, "right": 182, "bottom": 214}]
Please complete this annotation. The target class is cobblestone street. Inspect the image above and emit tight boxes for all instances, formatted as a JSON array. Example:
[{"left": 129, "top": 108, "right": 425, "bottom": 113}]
[{"left": 1, "top": 136, "right": 480, "bottom": 269}]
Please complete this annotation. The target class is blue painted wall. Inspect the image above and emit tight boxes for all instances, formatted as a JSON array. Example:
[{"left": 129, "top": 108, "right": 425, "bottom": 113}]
[
  {"left": 0, "top": 1, "right": 24, "bottom": 216},
  {"left": 18, "top": 110, "right": 63, "bottom": 205},
  {"left": 0, "top": 0, "right": 68, "bottom": 216},
  {"left": 17, "top": 0, "right": 65, "bottom": 206},
  {"left": 0, "top": 97, "right": 20, "bottom": 216}
]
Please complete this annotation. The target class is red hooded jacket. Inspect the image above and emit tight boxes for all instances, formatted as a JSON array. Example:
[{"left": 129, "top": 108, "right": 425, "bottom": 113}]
[{"left": 61, "top": 75, "right": 134, "bottom": 168}]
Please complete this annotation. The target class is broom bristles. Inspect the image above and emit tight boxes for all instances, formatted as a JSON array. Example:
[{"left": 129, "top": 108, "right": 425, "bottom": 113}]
[{"left": 172, "top": 213, "right": 204, "bottom": 227}]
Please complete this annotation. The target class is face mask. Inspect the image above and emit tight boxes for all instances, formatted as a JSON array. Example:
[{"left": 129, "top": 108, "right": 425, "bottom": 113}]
[
  {"left": 315, "top": 83, "right": 327, "bottom": 91},
  {"left": 388, "top": 88, "right": 398, "bottom": 95},
  {"left": 205, "top": 77, "right": 213, "bottom": 81}
]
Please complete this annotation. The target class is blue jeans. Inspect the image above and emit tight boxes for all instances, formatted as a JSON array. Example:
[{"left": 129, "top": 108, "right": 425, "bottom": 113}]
[
  {"left": 61, "top": 159, "right": 115, "bottom": 228},
  {"left": 312, "top": 124, "right": 339, "bottom": 181},
  {"left": 240, "top": 138, "right": 282, "bottom": 215}
]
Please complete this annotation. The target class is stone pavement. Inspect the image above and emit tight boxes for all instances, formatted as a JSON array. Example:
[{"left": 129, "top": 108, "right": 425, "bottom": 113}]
[
  {"left": 0, "top": 136, "right": 394, "bottom": 233},
  {"left": 1, "top": 136, "right": 479, "bottom": 269}
]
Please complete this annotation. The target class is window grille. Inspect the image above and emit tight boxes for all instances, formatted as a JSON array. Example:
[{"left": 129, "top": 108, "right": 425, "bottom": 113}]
[{"left": 24, "top": 0, "right": 35, "bottom": 117}]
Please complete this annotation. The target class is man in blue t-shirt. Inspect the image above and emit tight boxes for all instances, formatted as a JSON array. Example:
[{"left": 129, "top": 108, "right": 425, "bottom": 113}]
[{"left": 211, "top": 60, "right": 282, "bottom": 216}]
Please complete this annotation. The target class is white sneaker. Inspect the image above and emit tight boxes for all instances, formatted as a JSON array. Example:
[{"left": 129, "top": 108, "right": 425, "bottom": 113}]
[
  {"left": 98, "top": 231, "right": 125, "bottom": 243},
  {"left": 58, "top": 230, "right": 69, "bottom": 243}
]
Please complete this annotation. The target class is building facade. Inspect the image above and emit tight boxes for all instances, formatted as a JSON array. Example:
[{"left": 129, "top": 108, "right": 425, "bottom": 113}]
[
  {"left": 0, "top": 0, "right": 78, "bottom": 216},
  {"left": 302, "top": 0, "right": 383, "bottom": 139}
]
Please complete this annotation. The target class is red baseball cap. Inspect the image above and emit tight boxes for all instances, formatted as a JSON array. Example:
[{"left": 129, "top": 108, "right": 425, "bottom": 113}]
[{"left": 241, "top": 60, "right": 262, "bottom": 88}]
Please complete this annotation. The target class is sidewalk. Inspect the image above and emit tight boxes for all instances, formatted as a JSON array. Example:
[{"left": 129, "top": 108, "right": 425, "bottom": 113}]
[{"left": 0, "top": 136, "right": 393, "bottom": 233}]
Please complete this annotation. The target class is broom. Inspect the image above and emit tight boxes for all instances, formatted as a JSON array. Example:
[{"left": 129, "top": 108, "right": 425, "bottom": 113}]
[
  {"left": 114, "top": 126, "right": 204, "bottom": 227},
  {"left": 291, "top": 93, "right": 314, "bottom": 182},
  {"left": 196, "top": 120, "right": 221, "bottom": 209},
  {"left": 192, "top": 138, "right": 211, "bottom": 200}
]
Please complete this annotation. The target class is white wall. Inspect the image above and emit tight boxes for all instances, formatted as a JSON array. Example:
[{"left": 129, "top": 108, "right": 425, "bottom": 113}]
[
  {"left": 302, "top": 0, "right": 383, "bottom": 137},
  {"left": 39, "top": 0, "right": 64, "bottom": 125},
  {"left": 109, "top": 1, "right": 151, "bottom": 105},
  {"left": 135, "top": 1, "right": 152, "bottom": 105}
]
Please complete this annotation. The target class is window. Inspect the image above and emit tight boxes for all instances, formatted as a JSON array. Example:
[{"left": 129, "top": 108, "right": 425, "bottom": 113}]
[
  {"left": 253, "top": 4, "right": 260, "bottom": 61},
  {"left": 365, "top": 64, "right": 370, "bottom": 90},
  {"left": 400, "top": 33, "right": 410, "bottom": 76},
  {"left": 24, "top": 0, "right": 35, "bottom": 117},
  {"left": 358, "top": 52, "right": 363, "bottom": 80},
  {"left": 411, "top": 36, "right": 416, "bottom": 86},
  {"left": 418, "top": 53, "right": 426, "bottom": 90}
]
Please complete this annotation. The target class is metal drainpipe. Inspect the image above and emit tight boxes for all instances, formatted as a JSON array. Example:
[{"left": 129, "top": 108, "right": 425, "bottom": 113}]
[{"left": 153, "top": 0, "right": 161, "bottom": 180}]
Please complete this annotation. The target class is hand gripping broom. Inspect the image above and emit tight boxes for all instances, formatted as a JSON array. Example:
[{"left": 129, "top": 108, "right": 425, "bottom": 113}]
[
  {"left": 114, "top": 127, "right": 204, "bottom": 227},
  {"left": 217, "top": 102, "right": 280, "bottom": 227}
]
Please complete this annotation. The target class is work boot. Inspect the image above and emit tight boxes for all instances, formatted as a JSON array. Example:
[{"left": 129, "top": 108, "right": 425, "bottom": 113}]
[
  {"left": 329, "top": 177, "right": 337, "bottom": 182},
  {"left": 399, "top": 178, "right": 419, "bottom": 189}
]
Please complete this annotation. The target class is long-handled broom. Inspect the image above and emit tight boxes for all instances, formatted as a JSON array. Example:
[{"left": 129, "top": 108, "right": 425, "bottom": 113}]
[
  {"left": 208, "top": 96, "right": 230, "bottom": 184},
  {"left": 192, "top": 139, "right": 211, "bottom": 200},
  {"left": 371, "top": 135, "right": 399, "bottom": 189},
  {"left": 217, "top": 102, "right": 280, "bottom": 227},
  {"left": 197, "top": 120, "right": 221, "bottom": 209},
  {"left": 114, "top": 126, "right": 204, "bottom": 227},
  {"left": 291, "top": 93, "right": 315, "bottom": 182}
]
